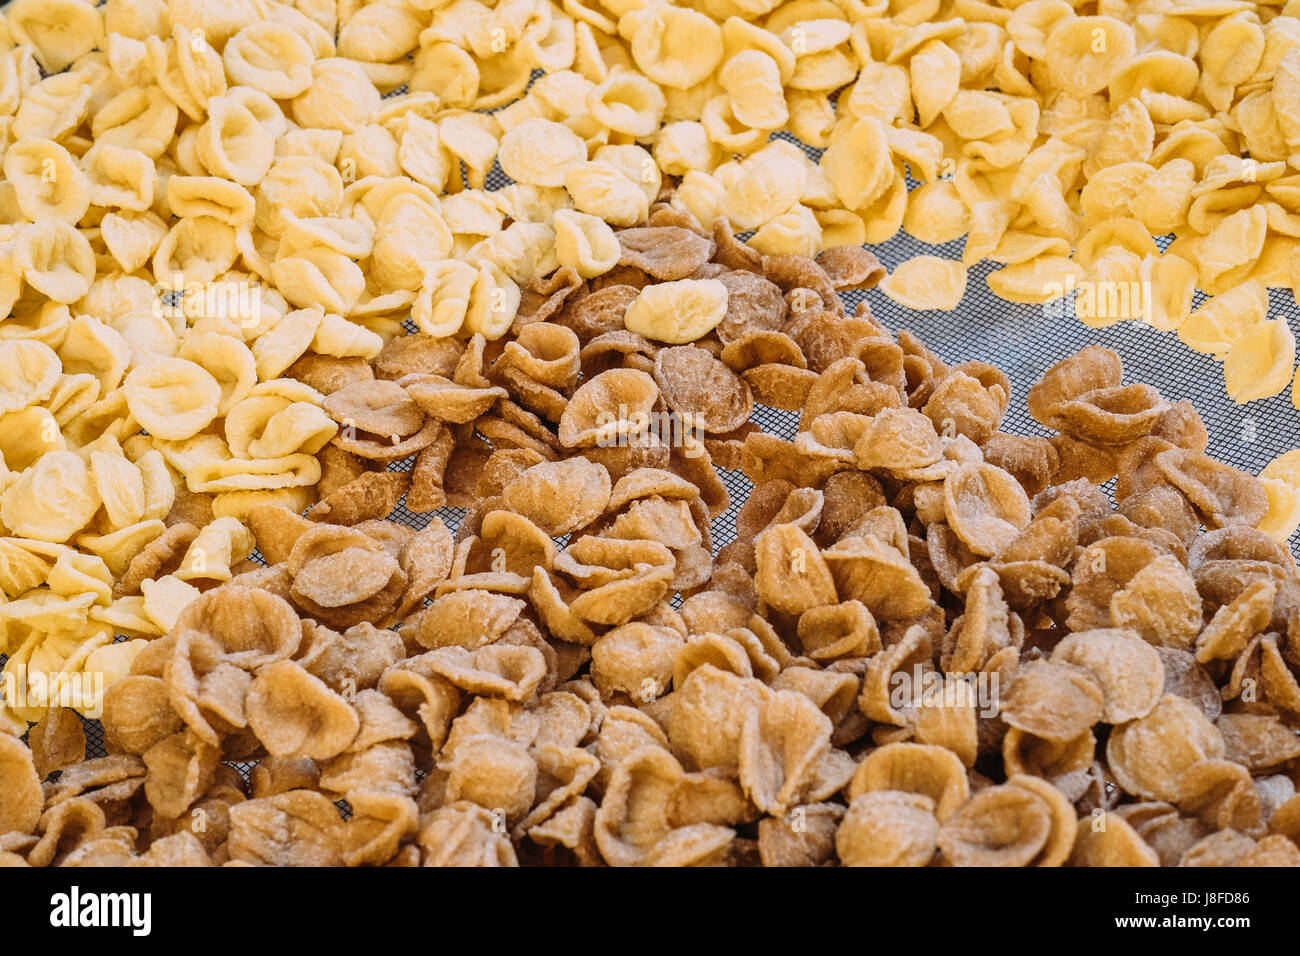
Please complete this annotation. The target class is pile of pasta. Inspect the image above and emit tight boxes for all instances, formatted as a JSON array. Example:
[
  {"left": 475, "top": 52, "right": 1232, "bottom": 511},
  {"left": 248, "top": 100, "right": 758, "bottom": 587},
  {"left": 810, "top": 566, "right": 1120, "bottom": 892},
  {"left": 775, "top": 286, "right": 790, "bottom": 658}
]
[
  {"left": 3, "top": 225, "right": 1300, "bottom": 864},
  {"left": 4, "top": 0, "right": 1300, "bottom": 396},
  {"left": 1, "top": 0, "right": 1300, "bottom": 866}
]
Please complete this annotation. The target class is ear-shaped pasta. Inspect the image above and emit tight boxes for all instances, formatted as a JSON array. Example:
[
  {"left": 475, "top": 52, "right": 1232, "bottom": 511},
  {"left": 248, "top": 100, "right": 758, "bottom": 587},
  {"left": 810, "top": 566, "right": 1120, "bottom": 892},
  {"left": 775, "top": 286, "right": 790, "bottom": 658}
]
[
  {"left": 413, "top": 259, "right": 477, "bottom": 337},
  {"left": 553, "top": 209, "right": 620, "bottom": 279},
  {"left": 749, "top": 204, "right": 822, "bottom": 257},
  {"left": 653, "top": 120, "right": 718, "bottom": 178},
  {"left": 0, "top": 406, "right": 64, "bottom": 470},
  {"left": 412, "top": 42, "right": 480, "bottom": 108},
  {"left": 1, "top": 450, "right": 101, "bottom": 542},
  {"left": 438, "top": 113, "right": 502, "bottom": 191},
  {"left": 166, "top": 175, "right": 255, "bottom": 226},
  {"left": 144, "top": 31, "right": 219, "bottom": 122},
  {"left": 101, "top": 211, "right": 169, "bottom": 275},
  {"left": 908, "top": 39, "right": 960, "bottom": 129},
  {"left": 587, "top": 68, "right": 667, "bottom": 138},
  {"left": 44, "top": 372, "right": 100, "bottom": 430},
  {"left": 223, "top": 21, "right": 316, "bottom": 99},
  {"left": 226, "top": 394, "right": 336, "bottom": 459},
  {"left": 177, "top": 331, "right": 258, "bottom": 416},
  {"left": 1045, "top": 16, "right": 1136, "bottom": 97},
  {"left": 196, "top": 95, "right": 275, "bottom": 187},
  {"left": 105, "top": 31, "right": 152, "bottom": 86},
  {"left": 13, "top": 70, "right": 91, "bottom": 143},
  {"left": 338, "top": 0, "right": 422, "bottom": 62},
  {"left": 270, "top": 245, "right": 366, "bottom": 315},
  {"left": 175, "top": 515, "right": 256, "bottom": 583},
  {"left": 629, "top": 6, "right": 723, "bottom": 90},
  {"left": 152, "top": 216, "right": 239, "bottom": 287},
  {"left": 275, "top": 128, "right": 344, "bottom": 166},
  {"left": 251, "top": 306, "right": 324, "bottom": 380},
  {"left": 312, "top": 311, "right": 384, "bottom": 360},
  {"left": 473, "top": 48, "right": 534, "bottom": 110},
  {"left": 371, "top": 200, "right": 454, "bottom": 292},
  {"left": 90, "top": 86, "right": 178, "bottom": 159},
  {"left": 720, "top": 50, "right": 788, "bottom": 130},
  {"left": 3, "top": 138, "right": 90, "bottom": 223},
  {"left": 123, "top": 357, "right": 222, "bottom": 441},
  {"left": 624, "top": 278, "right": 730, "bottom": 344},
  {"left": 464, "top": 261, "right": 521, "bottom": 340},
  {"left": 521, "top": 6, "right": 575, "bottom": 73},
  {"left": 89, "top": 449, "right": 146, "bottom": 529},
  {"left": 58, "top": 315, "right": 131, "bottom": 395},
  {"left": 16, "top": 220, "right": 95, "bottom": 304},
  {"left": 227, "top": 85, "right": 291, "bottom": 142},
  {"left": 564, "top": 160, "right": 649, "bottom": 227},
  {"left": 186, "top": 453, "right": 321, "bottom": 493},
  {"left": 339, "top": 123, "right": 401, "bottom": 180},
  {"left": 498, "top": 118, "right": 588, "bottom": 188},
  {"left": 81, "top": 143, "right": 156, "bottom": 212},
  {"left": 822, "top": 116, "right": 892, "bottom": 211},
  {"left": 391, "top": 114, "right": 450, "bottom": 193},
  {"left": 278, "top": 213, "right": 374, "bottom": 259},
  {"left": 723, "top": 144, "right": 807, "bottom": 231},
  {"left": 7, "top": 0, "right": 104, "bottom": 73},
  {"left": 473, "top": 221, "right": 559, "bottom": 282},
  {"left": 255, "top": 156, "right": 345, "bottom": 238},
  {"left": 0, "top": 340, "right": 61, "bottom": 415},
  {"left": 133, "top": 448, "right": 175, "bottom": 521},
  {"left": 293, "top": 57, "right": 382, "bottom": 133}
]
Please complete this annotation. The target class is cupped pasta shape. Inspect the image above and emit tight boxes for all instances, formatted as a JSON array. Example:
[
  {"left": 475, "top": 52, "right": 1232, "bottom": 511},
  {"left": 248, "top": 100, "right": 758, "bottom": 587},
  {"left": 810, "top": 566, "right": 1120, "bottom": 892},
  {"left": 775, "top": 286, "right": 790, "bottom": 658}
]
[
  {"left": 558, "top": 368, "right": 660, "bottom": 448},
  {"left": 412, "top": 43, "right": 480, "bottom": 108},
  {"left": 255, "top": 157, "right": 345, "bottom": 237},
  {"left": 3, "top": 138, "right": 91, "bottom": 223},
  {"left": 166, "top": 176, "right": 255, "bottom": 226},
  {"left": 587, "top": 68, "right": 667, "bottom": 138},
  {"left": 0, "top": 450, "right": 101, "bottom": 542},
  {"left": 371, "top": 200, "right": 454, "bottom": 292},
  {"left": 81, "top": 144, "right": 156, "bottom": 213},
  {"left": 880, "top": 256, "right": 968, "bottom": 311},
  {"left": 7, "top": 0, "right": 104, "bottom": 73},
  {"left": 413, "top": 259, "right": 477, "bottom": 337},
  {"left": 292, "top": 57, "right": 382, "bottom": 133},
  {"left": 720, "top": 50, "right": 788, "bottom": 130},
  {"left": 498, "top": 118, "right": 588, "bottom": 189},
  {"left": 90, "top": 87, "right": 179, "bottom": 159},
  {"left": 629, "top": 6, "right": 724, "bottom": 90},
  {"left": 623, "top": 278, "right": 730, "bottom": 344},
  {"left": 177, "top": 331, "right": 258, "bottom": 415},
  {"left": 223, "top": 21, "right": 316, "bottom": 99},
  {"left": 271, "top": 246, "right": 367, "bottom": 316},
  {"left": 152, "top": 216, "right": 239, "bottom": 287},
  {"left": 0, "top": 339, "right": 62, "bottom": 414},
  {"left": 564, "top": 161, "right": 650, "bottom": 228},
  {"left": 196, "top": 95, "right": 275, "bottom": 187},
  {"left": 462, "top": 262, "right": 521, "bottom": 340},
  {"left": 16, "top": 220, "right": 95, "bottom": 304},
  {"left": 226, "top": 394, "right": 337, "bottom": 459},
  {"left": 553, "top": 209, "right": 621, "bottom": 279},
  {"left": 1045, "top": 16, "right": 1137, "bottom": 97},
  {"left": 311, "top": 311, "right": 384, "bottom": 360},
  {"left": 123, "top": 357, "right": 223, "bottom": 441},
  {"left": 58, "top": 315, "right": 131, "bottom": 395}
]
